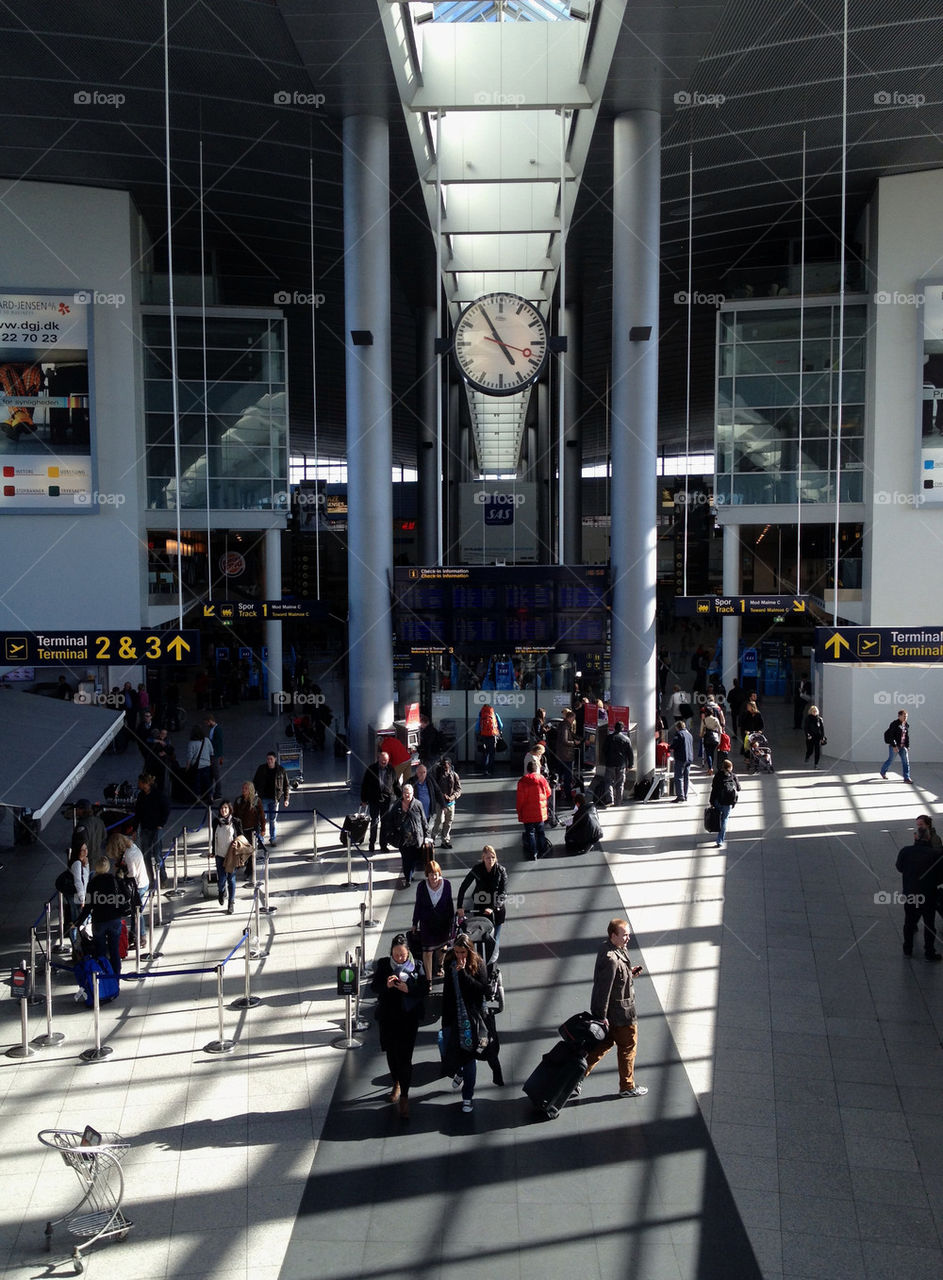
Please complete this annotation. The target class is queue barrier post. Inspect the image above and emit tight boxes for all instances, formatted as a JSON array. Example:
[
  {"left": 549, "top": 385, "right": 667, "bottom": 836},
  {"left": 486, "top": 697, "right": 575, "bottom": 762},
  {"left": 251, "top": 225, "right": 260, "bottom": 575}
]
[
  {"left": 345, "top": 750, "right": 352, "bottom": 790},
  {"left": 260, "top": 848, "right": 277, "bottom": 916},
  {"left": 231, "top": 930, "right": 261, "bottom": 1010},
  {"left": 29, "top": 927, "right": 41, "bottom": 1005},
  {"left": 332, "top": 950, "right": 363, "bottom": 1050},
  {"left": 353, "top": 946, "right": 369, "bottom": 1034},
  {"left": 357, "top": 905, "right": 373, "bottom": 980},
  {"left": 342, "top": 831, "right": 355, "bottom": 889},
  {"left": 165, "top": 836, "right": 184, "bottom": 898},
  {"left": 7, "top": 970, "right": 35, "bottom": 1058},
  {"left": 250, "top": 888, "right": 262, "bottom": 959},
  {"left": 204, "top": 964, "right": 235, "bottom": 1054},
  {"left": 54, "top": 892, "right": 67, "bottom": 954},
  {"left": 36, "top": 906, "right": 66, "bottom": 1048},
  {"left": 364, "top": 861, "right": 379, "bottom": 928},
  {"left": 80, "top": 971, "right": 113, "bottom": 1062},
  {"left": 149, "top": 858, "right": 163, "bottom": 928},
  {"left": 311, "top": 811, "right": 318, "bottom": 862},
  {"left": 182, "top": 828, "right": 190, "bottom": 882}
]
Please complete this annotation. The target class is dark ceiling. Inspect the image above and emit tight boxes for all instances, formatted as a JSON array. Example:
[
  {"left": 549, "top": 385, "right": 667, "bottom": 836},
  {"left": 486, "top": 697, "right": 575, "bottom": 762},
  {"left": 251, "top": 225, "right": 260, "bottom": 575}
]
[{"left": 0, "top": 1, "right": 940, "bottom": 465}]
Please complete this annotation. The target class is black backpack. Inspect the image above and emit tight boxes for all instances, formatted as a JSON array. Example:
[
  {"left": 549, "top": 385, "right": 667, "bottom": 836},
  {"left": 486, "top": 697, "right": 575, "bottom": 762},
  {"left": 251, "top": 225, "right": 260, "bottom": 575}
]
[{"left": 55, "top": 868, "right": 74, "bottom": 897}]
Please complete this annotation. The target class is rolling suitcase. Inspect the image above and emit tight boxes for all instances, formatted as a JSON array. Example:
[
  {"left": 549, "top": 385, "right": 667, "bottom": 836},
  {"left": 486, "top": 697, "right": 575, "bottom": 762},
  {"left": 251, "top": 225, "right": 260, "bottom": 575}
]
[
  {"left": 523, "top": 1041, "right": 587, "bottom": 1119},
  {"left": 74, "top": 956, "right": 120, "bottom": 1008}
]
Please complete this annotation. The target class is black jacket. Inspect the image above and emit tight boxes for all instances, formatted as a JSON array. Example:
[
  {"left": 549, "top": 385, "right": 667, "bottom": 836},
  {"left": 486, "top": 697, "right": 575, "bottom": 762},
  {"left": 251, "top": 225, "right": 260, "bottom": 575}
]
[
  {"left": 77, "top": 872, "right": 130, "bottom": 927},
  {"left": 896, "top": 839, "right": 941, "bottom": 897},
  {"left": 565, "top": 802, "right": 604, "bottom": 850},
  {"left": 360, "top": 760, "right": 397, "bottom": 807},
  {"left": 604, "top": 730, "right": 634, "bottom": 769},
  {"left": 134, "top": 788, "right": 170, "bottom": 829},
  {"left": 371, "top": 955, "right": 428, "bottom": 1049},
  {"left": 388, "top": 799, "right": 428, "bottom": 850},
  {"left": 253, "top": 761, "right": 289, "bottom": 803},
  {"left": 457, "top": 860, "right": 509, "bottom": 924},
  {"left": 710, "top": 770, "right": 741, "bottom": 807}
]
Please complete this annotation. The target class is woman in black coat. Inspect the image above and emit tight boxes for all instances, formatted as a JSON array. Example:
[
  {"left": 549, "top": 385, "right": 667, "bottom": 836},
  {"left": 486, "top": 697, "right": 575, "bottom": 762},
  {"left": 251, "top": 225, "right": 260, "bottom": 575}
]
[
  {"left": 804, "top": 705, "right": 826, "bottom": 769},
  {"left": 439, "top": 932, "right": 490, "bottom": 1113},
  {"left": 389, "top": 783, "right": 429, "bottom": 889},
  {"left": 456, "top": 845, "right": 509, "bottom": 942},
  {"left": 371, "top": 933, "right": 428, "bottom": 1119},
  {"left": 738, "top": 697, "right": 764, "bottom": 756}
]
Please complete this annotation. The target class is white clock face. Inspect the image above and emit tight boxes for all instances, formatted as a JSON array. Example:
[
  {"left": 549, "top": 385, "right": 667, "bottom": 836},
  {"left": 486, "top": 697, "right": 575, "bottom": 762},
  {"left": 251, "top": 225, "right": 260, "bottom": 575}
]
[{"left": 453, "top": 292, "right": 548, "bottom": 396}]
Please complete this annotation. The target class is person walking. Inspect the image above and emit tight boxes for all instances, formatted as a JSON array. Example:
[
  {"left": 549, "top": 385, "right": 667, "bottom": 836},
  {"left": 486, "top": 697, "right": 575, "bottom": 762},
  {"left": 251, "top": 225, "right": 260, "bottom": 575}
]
[
  {"left": 577, "top": 918, "right": 647, "bottom": 1100},
  {"left": 211, "top": 800, "right": 243, "bottom": 914},
  {"left": 185, "top": 725, "right": 214, "bottom": 805},
  {"left": 431, "top": 757, "right": 461, "bottom": 849},
  {"left": 409, "top": 762, "right": 444, "bottom": 839},
  {"left": 804, "top": 705, "right": 827, "bottom": 769},
  {"left": 253, "top": 750, "right": 290, "bottom": 845},
  {"left": 132, "top": 773, "right": 169, "bottom": 867},
  {"left": 555, "top": 708, "right": 579, "bottom": 801},
  {"left": 390, "top": 782, "right": 429, "bottom": 889},
  {"left": 456, "top": 845, "right": 508, "bottom": 942},
  {"left": 709, "top": 759, "right": 741, "bottom": 848},
  {"left": 412, "top": 860, "right": 455, "bottom": 982},
  {"left": 360, "top": 749, "right": 398, "bottom": 852},
  {"left": 670, "top": 719, "right": 694, "bottom": 802},
  {"left": 700, "top": 705, "right": 722, "bottom": 773},
  {"left": 371, "top": 933, "right": 429, "bottom": 1119},
  {"left": 439, "top": 931, "right": 490, "bottom": 1113},
  {"left": 516, "top": 759, "right": 552, "bottom": 860},
  {"left": 233, "top": 780, "right": 266, "bottom": 881},
  {"left": 881, "top": 709, "right": 913, "bottom": 783},
  {"left": 475, "top": 702, "right": 504, "bottom": 777},
  {"left": 896, "top": 820, "right": 942, "bottom": 960}
]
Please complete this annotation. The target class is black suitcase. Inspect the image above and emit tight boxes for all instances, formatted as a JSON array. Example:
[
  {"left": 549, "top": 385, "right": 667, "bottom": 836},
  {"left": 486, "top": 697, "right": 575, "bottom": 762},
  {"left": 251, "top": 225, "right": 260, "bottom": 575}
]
[
  {"left": 341, "top": 811, "right": 370, "bottom": 845},
  {"left": 523, "top": 1041, "right": 587, "bottom": 1119}
]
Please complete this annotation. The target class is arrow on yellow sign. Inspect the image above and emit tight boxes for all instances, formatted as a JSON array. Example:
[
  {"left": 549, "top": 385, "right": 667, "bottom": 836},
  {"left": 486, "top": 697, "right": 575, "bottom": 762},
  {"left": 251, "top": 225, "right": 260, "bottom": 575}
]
[
  {"left": 792, "top": 599, "right": 805, "bottom": 612},
  {"left": 203, "top": 604, "right": 215, "bottom": 618},
  {"left": 824, "top": 633, "right": 850, "bottom": 659},
  {"left": 166, "top": 636, "right": 191, "bottom": 661}
]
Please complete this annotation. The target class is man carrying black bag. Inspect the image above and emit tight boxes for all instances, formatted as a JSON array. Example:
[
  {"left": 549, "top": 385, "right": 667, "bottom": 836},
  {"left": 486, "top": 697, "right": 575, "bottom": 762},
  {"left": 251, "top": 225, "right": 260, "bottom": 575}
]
[{"left": 360, "top": 749, "right": 398, "bottom": 852}]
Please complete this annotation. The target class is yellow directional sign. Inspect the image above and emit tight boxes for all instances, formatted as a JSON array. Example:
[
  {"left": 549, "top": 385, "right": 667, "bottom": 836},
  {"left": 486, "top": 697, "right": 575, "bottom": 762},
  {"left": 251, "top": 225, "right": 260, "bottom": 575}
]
[
  {"left": 792, "top": 599, "right": 806, "bottom": 612},
  {"left": 824, "top": 632, "right": 850, "bottom": 659},
  {"left": 0, "top": 630, "right": 200, "bottom": 666},
  {"left": 203, "top": 604, "right": 215, "bottom": 618}
]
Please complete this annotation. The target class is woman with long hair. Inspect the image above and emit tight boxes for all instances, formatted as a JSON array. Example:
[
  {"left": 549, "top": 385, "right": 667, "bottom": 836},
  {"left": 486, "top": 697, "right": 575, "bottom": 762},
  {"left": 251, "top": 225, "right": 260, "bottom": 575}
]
[
  {"left": 233, "top": 779, "right": 265, "bottom": 881},
  {"left": 412, "top": 860, "right": 455, "bottom": 982},
  {"left": 371, "top": 933, "right": 428, "bottom": 1119},
  {"left": 439, "top": 932, "right": 489, "bottom": 1113},
  {"left": 804, "top": 705, "right": 826, "bottom": 769},
  {"left": 211, "top": 800, "right": 243, "bottom": 914}
]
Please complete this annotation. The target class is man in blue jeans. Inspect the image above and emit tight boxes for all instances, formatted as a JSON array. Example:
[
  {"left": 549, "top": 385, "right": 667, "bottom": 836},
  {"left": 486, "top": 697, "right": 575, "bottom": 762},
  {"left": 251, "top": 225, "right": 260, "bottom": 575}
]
[
  {"left": 253, "top": 751, "right": 290, "bottom": 845},
  {"left": 881, "top": 710, "right": 912, "bottom": 783},
  {"left": 670, "top": 719, "right": 694, "bottom": 802}
]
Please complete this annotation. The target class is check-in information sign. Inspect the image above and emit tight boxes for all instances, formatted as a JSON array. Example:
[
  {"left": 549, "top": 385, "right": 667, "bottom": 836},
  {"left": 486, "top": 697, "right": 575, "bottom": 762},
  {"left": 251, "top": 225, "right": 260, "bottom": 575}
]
[
  {"left": 2, "top": 630, "right": 200, "bottom": 666},
  {"left": 815, "top": 627, "right": 943, "bottom": 663}
]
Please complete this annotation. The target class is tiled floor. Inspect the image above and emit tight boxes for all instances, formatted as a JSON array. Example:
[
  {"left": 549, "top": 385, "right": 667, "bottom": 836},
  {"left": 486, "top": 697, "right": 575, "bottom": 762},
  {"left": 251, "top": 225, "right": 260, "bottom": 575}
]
[{"left": 1, "top": 695, "right": 942, "bottom": 1278}]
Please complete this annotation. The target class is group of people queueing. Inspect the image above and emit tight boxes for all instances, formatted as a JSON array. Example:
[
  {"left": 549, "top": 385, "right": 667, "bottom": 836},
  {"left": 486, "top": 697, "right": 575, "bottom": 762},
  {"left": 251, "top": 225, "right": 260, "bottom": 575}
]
[{"left": 372, "top": 845, "right": 508, "bottom": 1118}]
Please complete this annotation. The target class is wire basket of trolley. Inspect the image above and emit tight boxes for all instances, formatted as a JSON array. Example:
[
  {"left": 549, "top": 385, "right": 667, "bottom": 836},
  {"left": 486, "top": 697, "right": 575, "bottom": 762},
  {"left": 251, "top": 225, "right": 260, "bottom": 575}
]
[{"left": 38, "top": 1127, "right": 133, "bottom": 1273}]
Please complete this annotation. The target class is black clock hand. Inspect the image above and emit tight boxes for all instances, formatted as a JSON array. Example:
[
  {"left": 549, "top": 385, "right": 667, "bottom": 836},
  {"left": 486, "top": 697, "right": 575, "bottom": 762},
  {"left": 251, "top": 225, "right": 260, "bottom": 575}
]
[{"left": 481, "top": 309, "right": 516, "bottom": 366}]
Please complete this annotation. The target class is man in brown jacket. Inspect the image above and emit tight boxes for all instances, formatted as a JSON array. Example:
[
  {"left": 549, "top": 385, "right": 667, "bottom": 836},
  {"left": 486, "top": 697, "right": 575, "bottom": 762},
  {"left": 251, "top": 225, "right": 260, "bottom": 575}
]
[{"left": 580, "top": 918, "right": 648, "bottom": 1098}]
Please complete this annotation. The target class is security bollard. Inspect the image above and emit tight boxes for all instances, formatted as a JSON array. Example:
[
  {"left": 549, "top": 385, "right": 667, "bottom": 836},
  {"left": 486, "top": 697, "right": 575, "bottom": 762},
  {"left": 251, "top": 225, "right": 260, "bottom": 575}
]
[
  {"left": 80, "top": 971, "right": 113, "bottom": 1062},
  {"left": 204, "top": 963, "right": 235, "bottom": 1054},
  {"left": 231, "top": 930, "right": 261, "bottom": 1010},
  {"left": 364, "top": 861, "right": 379, "bottom": 928}
]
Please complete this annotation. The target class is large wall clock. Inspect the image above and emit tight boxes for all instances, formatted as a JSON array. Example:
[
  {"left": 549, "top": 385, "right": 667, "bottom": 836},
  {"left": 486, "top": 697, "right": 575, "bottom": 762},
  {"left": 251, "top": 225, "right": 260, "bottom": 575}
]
[{"left": 452, "top": 292, "right": 549, "bottom": 396}]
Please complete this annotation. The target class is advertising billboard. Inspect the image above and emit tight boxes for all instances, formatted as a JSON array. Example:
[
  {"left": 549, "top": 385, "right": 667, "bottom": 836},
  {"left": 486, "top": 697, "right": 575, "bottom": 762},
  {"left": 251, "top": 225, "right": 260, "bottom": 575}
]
[{"left": 0, "top": 290, "right": 94, "bottom": 511}]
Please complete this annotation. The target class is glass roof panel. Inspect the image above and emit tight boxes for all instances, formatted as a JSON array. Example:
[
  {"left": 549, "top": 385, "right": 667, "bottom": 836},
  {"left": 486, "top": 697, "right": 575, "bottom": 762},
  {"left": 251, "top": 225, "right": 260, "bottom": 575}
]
[{"left": 431, "top": 0, "right": 576, "bottom": 22}]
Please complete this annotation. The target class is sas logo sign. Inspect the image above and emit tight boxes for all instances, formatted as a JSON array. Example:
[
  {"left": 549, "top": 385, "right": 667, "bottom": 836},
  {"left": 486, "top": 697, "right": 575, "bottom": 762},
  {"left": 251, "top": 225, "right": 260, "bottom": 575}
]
[{"left": 474, "top": 491, "right": 523, "bottom": 526}]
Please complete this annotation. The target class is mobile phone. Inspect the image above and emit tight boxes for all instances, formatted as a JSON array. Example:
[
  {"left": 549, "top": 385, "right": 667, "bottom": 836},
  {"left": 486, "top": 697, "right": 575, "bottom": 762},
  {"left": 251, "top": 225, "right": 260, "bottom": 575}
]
[{"left": 80, "top": 1125, "right": 102, "bottom": 1147}]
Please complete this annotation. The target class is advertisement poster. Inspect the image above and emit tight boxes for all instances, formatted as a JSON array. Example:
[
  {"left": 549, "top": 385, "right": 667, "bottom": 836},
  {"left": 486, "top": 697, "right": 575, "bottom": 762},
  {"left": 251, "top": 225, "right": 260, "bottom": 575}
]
[
  {"left": 0, "top": 290, "right": 94, "bottom": 511},
  {"left": 918, "top": 281, "right": 943, "bottom": 504}
]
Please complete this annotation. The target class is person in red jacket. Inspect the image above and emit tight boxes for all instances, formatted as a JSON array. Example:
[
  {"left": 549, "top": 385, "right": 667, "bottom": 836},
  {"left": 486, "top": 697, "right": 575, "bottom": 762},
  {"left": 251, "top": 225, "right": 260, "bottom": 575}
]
[{"left": 516, "top": 760, "right": 552, "bottom": 861}]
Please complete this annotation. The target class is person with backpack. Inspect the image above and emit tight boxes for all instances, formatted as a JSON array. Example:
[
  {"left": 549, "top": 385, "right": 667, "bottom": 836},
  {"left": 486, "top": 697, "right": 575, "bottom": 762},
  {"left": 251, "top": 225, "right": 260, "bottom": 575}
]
[
  {"left": 565, "top": 792, "right": 604, "bottom": 855},
  {"left": 431, "top": 758, "right": 462, "bottom": 849},
  {"left": 709, "top": 759, "right": 741, "bottom": 848},
  {"left": 881, "top": 710, "right": 912, "bottom": 783},
  {"left": 476, "top": 702, "right": 504, "bottom": 777},
  {"left": 804, "top": 705, "right": 827, "bottom": 769}
]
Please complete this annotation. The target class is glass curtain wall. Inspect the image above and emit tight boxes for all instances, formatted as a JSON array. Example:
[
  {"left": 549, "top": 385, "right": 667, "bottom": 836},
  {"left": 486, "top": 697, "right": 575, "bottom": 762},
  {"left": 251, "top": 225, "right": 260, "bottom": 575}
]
[
  {"left": 143, "top": 312, "right": 287, "bottom": 511},
  {"left": 715, "top": 301, "right": 867, "bottom": 506}
]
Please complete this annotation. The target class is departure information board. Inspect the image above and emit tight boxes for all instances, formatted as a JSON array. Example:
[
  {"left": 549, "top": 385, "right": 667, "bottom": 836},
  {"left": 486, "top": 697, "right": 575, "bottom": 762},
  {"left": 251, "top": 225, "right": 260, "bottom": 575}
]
[{"left": 393, "top": 566, "right": 609, "bottom": 654}]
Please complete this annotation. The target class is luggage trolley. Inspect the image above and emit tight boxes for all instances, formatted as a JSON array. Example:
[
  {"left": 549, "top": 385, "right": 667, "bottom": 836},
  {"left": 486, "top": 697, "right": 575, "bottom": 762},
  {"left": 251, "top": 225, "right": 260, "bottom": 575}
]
[
  {"left": 38, "top": 1127, "right": 132, "bottom": 1273},
  {"left": 276, "top": 740, "right": 304, "bottom": 789}
]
